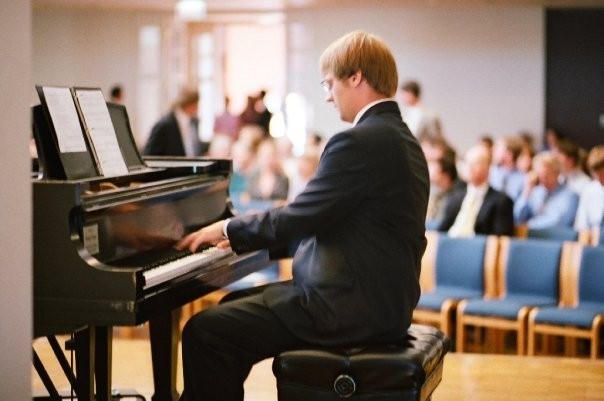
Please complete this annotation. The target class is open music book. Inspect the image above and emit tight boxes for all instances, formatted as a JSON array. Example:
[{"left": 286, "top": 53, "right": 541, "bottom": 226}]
[{"left": 33, "top": 85, "right": 143, "bottom": 179}]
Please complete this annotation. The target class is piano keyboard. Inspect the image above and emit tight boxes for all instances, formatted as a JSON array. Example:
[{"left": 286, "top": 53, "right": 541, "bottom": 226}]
[{"left": 143, "top": 247, "right": 233, "bottom": 290}]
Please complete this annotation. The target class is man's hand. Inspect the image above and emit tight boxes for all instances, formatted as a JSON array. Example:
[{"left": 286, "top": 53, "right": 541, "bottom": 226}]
[{"left": 176, "top": 220, "right": 230, "bottom": 253}]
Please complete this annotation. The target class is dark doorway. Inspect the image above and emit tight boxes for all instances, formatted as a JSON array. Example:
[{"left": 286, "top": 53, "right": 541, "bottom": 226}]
[{"left": 545, "top": 9, "right": 604, "bottom": 150}]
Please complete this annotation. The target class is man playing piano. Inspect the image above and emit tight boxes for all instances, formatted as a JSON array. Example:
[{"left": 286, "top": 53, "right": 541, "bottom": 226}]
[{"left": 176, "top": 30, "right": 430, "bottom": 401}]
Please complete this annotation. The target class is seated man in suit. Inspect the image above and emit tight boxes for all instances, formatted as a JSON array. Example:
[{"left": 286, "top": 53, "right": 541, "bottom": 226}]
[
  {"left": 143, "top": 86, "right": 208, "bottom": 157},
  {"left": 175, "top": 30, "right": 429, "bottom": 401},
  {"left": 438, "top": 144, "right": 514, "bottom": 237},
  {"left": 514, "top": 151, "right": 579, "bottom": 229},
  {"left": 425, "top": 155, "right": 465, "bottom": 230}
]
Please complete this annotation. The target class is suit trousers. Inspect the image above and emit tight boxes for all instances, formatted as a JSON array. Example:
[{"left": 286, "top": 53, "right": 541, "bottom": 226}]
[{"left": 179, "top": 284, "right": 311, "bottom": 401}]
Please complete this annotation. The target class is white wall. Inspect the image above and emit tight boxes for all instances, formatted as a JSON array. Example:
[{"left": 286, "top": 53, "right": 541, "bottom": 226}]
[
  {"left": 34, "top": 5, "right": 545, "bottom": 155},
  {"left": 32, "top": 8, "right": 171, "bottom": 147},
  {"left": 0, "top": 1, "right": 31, "bottom": 401},
  {"left": 287, "top": 6, "right": 545, "bottom": 154}
]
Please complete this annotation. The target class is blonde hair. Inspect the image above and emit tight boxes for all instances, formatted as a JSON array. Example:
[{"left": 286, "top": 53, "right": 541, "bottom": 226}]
[
  {"left": 319, "top": 30, "right": 398, "bottom": 97},
  {"left": 587, "top": 145, "right": 604, "bottom": 172},
  {"left": 533, "top": 151, "right": 561, "bottom": 174}
]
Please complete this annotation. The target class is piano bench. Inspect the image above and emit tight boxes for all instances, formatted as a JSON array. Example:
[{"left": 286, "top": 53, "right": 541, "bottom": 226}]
[{"left": 272, "top": 324, "right": 450, "bottom": 401}]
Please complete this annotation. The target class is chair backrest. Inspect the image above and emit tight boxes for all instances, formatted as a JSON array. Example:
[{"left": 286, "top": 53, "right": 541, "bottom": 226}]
[
  {"left": 499, "top": 237, "right": 563, "bottom": 302},
  {"left": 527, "top": 227, "right": 579, "bottom": 242},
  {"left": 434, "top": 235, "right": 496, "bottom": 295},
  {"left": 578, "top": 246, "right": 604, "bottom": 305}
]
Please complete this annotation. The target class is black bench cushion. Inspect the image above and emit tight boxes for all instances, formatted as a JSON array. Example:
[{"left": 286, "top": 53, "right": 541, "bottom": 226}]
[{"left": 272, "top": 324, "right": 450, "bottom": 400}]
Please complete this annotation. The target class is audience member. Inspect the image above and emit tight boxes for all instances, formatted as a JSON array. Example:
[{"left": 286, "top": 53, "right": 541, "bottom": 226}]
[
  {"left": 398, "top": 79, "right": 442, "bottom": 140},
  {"left": 542, "top": 128, "right": 564, "bottom": 152},
  {"left": 488, "top": 136, "right": 526, "bottom": 202},
  {"left": 288, "top": 149, "right": 320, "bottom": 202},
  {"left": 206, "top": 133, "right": 233, "bottom": 159},
  {"left": 143, "top": 86, "right": 208, "bottom": 157},
  {"left": 425, "top": 156, "right": 464, "bottom": 230},
  {"left": 478, "top": 134, "right": 494, "bottom": 157},
  {"left": 438, "top": 145, "right": 514, "bottom": 237},
  {"left": 109, "top": 84, "right": 124, "bottom": 104},
  {"left": 554, "top": 137, "right": 590, "bottom": 195},
  {"left": 239, "top": 90, "right": 272, "bottom": 136},
  {"left": 254, "top": 90, "right": 272, "bottom": 134},
  {"left": 420, "top": 135, "right": 456, "bottom": 163},
  {"left": 517, "top": 136, "right": 536, "bottom": 174},
  {"left": 213, "top": 95, "right": 241, "bottom": 141},
  {"left": 574, "top": 145, "right": 604, "bottom": 231},
  {"left": 238, "top": 124, "right": 265, "bottom": 150},
  {"left": 229, "top": 138, "right": 258, "bottom": 213},
  {"left": 307, "top": 131, "right": 325, "bottom": 153},
  {"left": 514, "top": 151, "right": 579, "bottom": 229},
  {"left": 246, "top": 138, "right": 289, "bottom": 204}
]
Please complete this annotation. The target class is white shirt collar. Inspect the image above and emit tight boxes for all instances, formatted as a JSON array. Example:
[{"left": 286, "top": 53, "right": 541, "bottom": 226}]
[
  {"left": 467, "top": 183, "right": 489, "bottom": 199},
  {"left": 352, "top": 98, "right": 393, "bottom": 126}
]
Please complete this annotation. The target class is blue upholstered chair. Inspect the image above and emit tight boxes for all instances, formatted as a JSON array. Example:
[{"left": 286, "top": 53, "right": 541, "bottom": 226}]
[
  {"left": 413, "top": 234, "right": 498, "bottom": 341},
  {"left": 456, "top": 237, "right": 568, "bottom": 355},
  {"left": 527, "top": 227, "right": 579, "bottom": 242},
  {"left": 528, "top": 245, "right": 604, "bottom": 359}
]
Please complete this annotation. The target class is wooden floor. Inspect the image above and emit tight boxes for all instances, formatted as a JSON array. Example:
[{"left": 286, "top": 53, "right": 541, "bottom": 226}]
[{"left": 32, "top": 334, "right": 604, "bottom": 401}]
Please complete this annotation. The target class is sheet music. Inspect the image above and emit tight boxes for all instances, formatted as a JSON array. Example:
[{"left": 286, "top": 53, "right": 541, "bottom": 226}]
[
  {"left": 42, "top": 87, "right": 88, "bottom": 153},
  {"left": 74, "top": 88, "right": 129, "bottom": 177}
]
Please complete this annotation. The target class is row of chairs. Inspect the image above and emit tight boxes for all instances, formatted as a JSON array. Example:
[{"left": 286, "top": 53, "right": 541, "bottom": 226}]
[
  {"left": 414, "top": 231, "right": 604, "bottom": 359},
  {"left": 514, "top": 224, "right": 602, "bottom": 245}
]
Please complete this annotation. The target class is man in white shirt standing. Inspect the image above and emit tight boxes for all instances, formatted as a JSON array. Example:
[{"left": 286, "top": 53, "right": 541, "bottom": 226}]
[{"left": 398, "top": 79, "right": 441, "bottom": 140}]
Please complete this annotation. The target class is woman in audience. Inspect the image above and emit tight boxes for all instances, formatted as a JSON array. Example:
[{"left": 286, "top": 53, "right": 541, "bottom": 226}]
[
  {"left": 488, "top": 135, "right": 525, "bottom": 202},
  {"left": 245, "top": 138, "right": 289, "bottom": 208},
  {"left": 554, "top": 137, "right": 590, "bottom": 195}
]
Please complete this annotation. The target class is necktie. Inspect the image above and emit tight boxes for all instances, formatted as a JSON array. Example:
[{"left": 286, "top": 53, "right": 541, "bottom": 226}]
[{"left": 448, "top": 190, "right": 479, "bottom": 238}]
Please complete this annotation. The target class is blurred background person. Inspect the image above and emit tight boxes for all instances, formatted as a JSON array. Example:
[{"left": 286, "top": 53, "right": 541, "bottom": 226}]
[
  {"left": 574, "top": 145, "right": 604, "bottom": 232},
  {"left": 437, "top": 145, "right": 514, "bottom": 237},
  {"left": 425, "top": 156, "right": 463, "bottom": 230},
  {"left": 514, "top": 151, "right": 579, "bottom": 229},
  {"left": 398, "top": 79, "right": 442, "bottom": 140},
  {"left": 516, "top": 135, "right": 536, "bottom": 174},
  {"left": 143, "top": 86, "right": 208, "bottom": 157},
  {"left": 246, "top": 138, "right": 289, "bottom": 207},
  {"left": 554, "top": 137, "right": 590, "bottom": 195},
  {"left": 213, "top": 95, "right": 241, "bottom": 141},
  {"left": 229, "top": 135, "right": 260, "bottom": 214},
  {"left": 488, "top": 135, "right": 526, "bottom": 202},
  {"left": 288, "top": 149, "right": 320, "bottom": 202},
  {"left": 109, "top": 84, "right": 124, "bottom": 104}
]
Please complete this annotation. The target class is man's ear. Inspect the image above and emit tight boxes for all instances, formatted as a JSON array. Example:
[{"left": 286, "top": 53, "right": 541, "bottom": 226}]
[{"left": 349, "top": 71, "right": 363, "bottom": 87}]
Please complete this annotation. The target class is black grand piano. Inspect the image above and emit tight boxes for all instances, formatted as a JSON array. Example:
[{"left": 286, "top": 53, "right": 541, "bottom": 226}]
[{"left": 31, "top": 88, "right": 273, "bottom": 401}]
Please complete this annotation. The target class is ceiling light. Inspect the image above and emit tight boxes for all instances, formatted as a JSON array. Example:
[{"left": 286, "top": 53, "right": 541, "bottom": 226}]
[{"left": 175, "top": 0, "right": 207, "bottom": 21}]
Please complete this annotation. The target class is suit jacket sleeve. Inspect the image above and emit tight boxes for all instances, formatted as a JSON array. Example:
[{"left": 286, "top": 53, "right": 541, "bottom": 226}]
[{"left": 227, "top": 131, "right": 367, "bottom": 252}]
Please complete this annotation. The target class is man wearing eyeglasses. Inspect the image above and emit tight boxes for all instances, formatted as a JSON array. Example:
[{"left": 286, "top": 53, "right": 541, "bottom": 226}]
[{"left": 176, "top": 30, "right": 429, "bottom": 401}]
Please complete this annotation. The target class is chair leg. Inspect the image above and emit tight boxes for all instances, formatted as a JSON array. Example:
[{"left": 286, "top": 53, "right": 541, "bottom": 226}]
[
  {"left": 456, "top": 319, "right": 465, "bottom": 352},
  {"left": 527, "top": 327, "right": 536, "bottom": 356}
]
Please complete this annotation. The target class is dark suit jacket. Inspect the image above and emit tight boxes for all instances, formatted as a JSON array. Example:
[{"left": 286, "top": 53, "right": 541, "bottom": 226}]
[
  {"left": 143, "top": 112, "right": 206, "bottom": 156},
  {"left": 437, "top": 185, "right": 514, "bottom": 236},
  {"left": 227, "top": 101, "right": 429, "bottom": 346}
]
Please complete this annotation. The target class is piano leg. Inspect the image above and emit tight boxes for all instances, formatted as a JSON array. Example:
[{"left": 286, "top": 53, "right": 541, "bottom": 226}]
[
  {"left": 149, "top": 309, "right": 181, "bottom": 401},
  {"left": 72, "top": 326, "right": 112, "bottom": 401},
  {"left": 73, "top": 327, "right": 95, "bottom": 401},
  {"left": 94, "top": 326, "right": 113, "bottom": 401}
]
